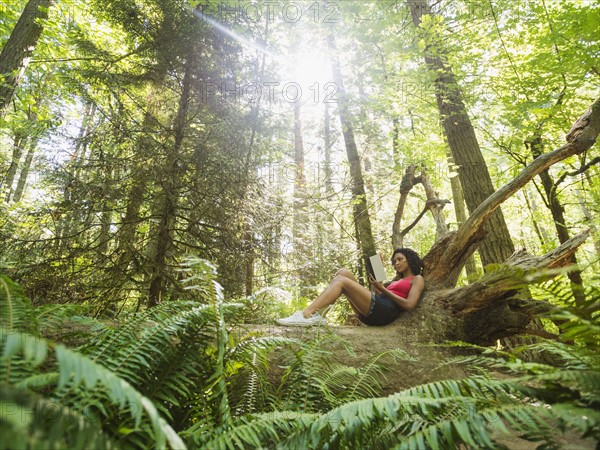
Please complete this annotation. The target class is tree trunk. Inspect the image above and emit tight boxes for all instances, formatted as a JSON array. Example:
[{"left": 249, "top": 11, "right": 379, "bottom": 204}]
[
  {"left": 57, "top": 100, "right": 96, "bottom": 249},
  {"left": 147, "top": 59, "right": 191, "bottom": 307},
  {"left": 392, "top": 117, "right": 401, "bottom": 165},
  {"left": 6, "top": 97, "right": 45, "bottom": 203},
  {"left": 73, "top": 100, "right": 96, "bottom": 168},
  {"left": 522, "top": 186, "right": 550, "bottom": 250},
  {"left": 391, "top": 165, "right": 450, "bottom": 249},
  {"left": 420, "top": 170, "right": 449, "bottom": 238},
  {"left": 577, "top": 190, "right": 600, "bottom": 258},
  {"left": 408, "top": 0, "right": 515, "bottom": 268},
  {"left": 3, "top": 131, "right": 26, "bottom": 200},
  {"left": 391, "top": 165, "right": 418, "bottom": 248},
  {"left": 526, "top": 136, "right": 586, "bottom": 308},
  {"left": 293, "top": 101, "right": 307, "bottom": 211},
  {"left": 446, "top": 149, "right": 478, "bottom": 278},
  {"left": 327, "top": 34, "right": 376, "bottom": 266},
  {"left": 11, "top": 135, "right": 39, "bottom": 202},
  {"left": 112, "top": 177, "right": 146, "bottom": 276},
  {"left": 323, "top": 102, "right": 333, "bottom": 196},
  {"left": 292, "top": 101, "right": 310, "bottom": 279},
  {"left": 240, "top": 18, "right": 270, "bottom": 298},
  {"left": 0, "top": 0, "right": 53, "bottom": 117}
]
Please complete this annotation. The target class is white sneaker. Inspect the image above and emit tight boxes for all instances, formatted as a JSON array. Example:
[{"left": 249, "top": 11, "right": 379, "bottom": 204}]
[{"left": 276, "top": 311, "right": 327, "bottom": 327}]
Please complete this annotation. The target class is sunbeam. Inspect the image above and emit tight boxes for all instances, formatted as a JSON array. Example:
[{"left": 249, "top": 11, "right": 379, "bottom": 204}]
[{"left": 191, "top": 7, "right": 278, "bottom": 59}]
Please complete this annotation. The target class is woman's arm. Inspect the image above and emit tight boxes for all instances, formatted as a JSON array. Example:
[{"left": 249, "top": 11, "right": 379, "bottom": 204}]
[{"left": 369, "top": 275, "right": 425, "bottom": 311}]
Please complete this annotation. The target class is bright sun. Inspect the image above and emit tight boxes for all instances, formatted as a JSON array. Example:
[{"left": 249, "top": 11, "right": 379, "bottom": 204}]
[{"left": 292, "top": 49, "right": 332, "bottom": 87}]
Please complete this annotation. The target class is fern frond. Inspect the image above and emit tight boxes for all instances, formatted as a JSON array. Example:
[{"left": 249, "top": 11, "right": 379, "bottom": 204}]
[
  {"left": 345, "top": 348, "right": 415, "bottom": 401},
  {"left": 1, "top": 332, "right": 48, "bottom": 384},
  {"left": 55, "top": 344, "right": 186, "bottom": 449},
  {"left": 280, "top": 374, "right": 597, "bottom": 450},
  {"left": 15, "top": 372, "right": 60, "bottom": 390},
  {"left": 109, "top": 304, "right": 213, "bottom": 383},
  {"left": 0, "top": 274, "right": 37, "bottom": 334},
  {"left": 2, "top": 331, "right": 186, "bottom": 449},
  {"left": 82, "top": 301, "right": 196, "bottom": 363},
  {"left": 0, "top": 384, "right": 118, "bottom": 450},
  {"left": 226, "top": 335, "right": 299, "bottom": 416},
  {"left": 545, "top": 309, "right": 600, "bottom": 347},
  {"left": 184, "top": 410, "right": 316, "bottom": 450},
  {"left": 277, "top": 341, "right": 334, "bottom": 411},
  {"left": 39, "top": 305, "right": 110, "bottom": 347}
]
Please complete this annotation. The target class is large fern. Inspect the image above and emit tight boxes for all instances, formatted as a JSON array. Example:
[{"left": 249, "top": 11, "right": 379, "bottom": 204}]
[
  {"left": 225, "top": 333, "right": 299, "bottom": 416},
  {"left": 0, "top": 384, "right": 117, "bottom": 450},
  {"left": 1, "top": 329, "right": 186, "bottom": 449},
  {"left": 266, "top": 375, "right": 598, "bottom": 449},
  {"left": 0, "top": 261, "right": 231, "bottom": 449},
  {"left": 184, "top": 331, "right": 419, "bottom": 448}
]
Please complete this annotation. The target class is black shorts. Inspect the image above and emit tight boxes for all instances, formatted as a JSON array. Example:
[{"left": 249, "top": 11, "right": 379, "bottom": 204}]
[{"left": 358, "top": 293, "right": 402, "bottom": 326}]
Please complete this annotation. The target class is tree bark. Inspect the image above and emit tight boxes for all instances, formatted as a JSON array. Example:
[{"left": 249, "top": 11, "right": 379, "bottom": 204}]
[
  {"left": 446, "top": 149, "right": 478, "bottom": 278},
  {"left": 6, "top": 97, "right": 46, "bottom": 203},
  {"left": 323, "top": 102, "right": 333, "bottom": 196},
  {"left": 445, "top": 230, "right": 590, "bottom": 316},
  {"left": 408, "top": 0, "right": 515, "bottom": 268},
  {"left": 522, "top": 186, "right": 550, "bottom": 250},
  {"left": 444, "top": 230, "right": 590, "bottom": 344},
  {"left": 391, "top": 165, "right": 418, "bottom": 248},
  {"left": 293, "top": 102, "right": 307, "bottom": 209},
  {"left": 0, "top": 0, "right": 53, "bottom": 117},
  {"left": 11, "top": 135, "right": 39, "bottom": 202},
  {"left": 420, "top": 169, "right": 449, "bottom": 238},
  {"left": 526, "top": 135, "right": 586, "bottom": 307},
  {"left": 73, "top": 100, "right": 96, "bottom": 169},
  {"left": 391, "top": 165, "right": 449, "bottom": 248},
  {"left": 327, "top": 34, "right": 377, "bottom": 266},
  {"left": 3, "top": 130, "right": 26, "bottom": 200},
  {"left": 577, "top": 190, "right": 600, "bottom": 258},
  {"left": 147, "top": 58, "right": 192, "bottom": 307},
  {"left": 292, "top": 101, "right": 310, "bottom": 280},
  {"left": 392, "top": 117, "right": 401, "bottom": 165}
]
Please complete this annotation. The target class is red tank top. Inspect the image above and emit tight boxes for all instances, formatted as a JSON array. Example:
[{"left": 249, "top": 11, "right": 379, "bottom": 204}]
[{"left": 387, "top": 276, "right": 415, "bottom": 299}]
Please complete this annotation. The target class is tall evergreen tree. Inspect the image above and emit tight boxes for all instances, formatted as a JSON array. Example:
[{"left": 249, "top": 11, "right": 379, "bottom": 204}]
[
  {"left": 327, "top": 33, "right": 376, "bottom": 270},
  {"left": 0, "top": 0, "right": 53, "bottom": 117},
  {"left": 408, "top": 0, "right": 516, "bottom": 267}
]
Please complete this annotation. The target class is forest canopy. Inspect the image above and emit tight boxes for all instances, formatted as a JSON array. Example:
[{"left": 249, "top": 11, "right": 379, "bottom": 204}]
[{"left": 1, "top": 0, "right": 599, "bottom": 448}]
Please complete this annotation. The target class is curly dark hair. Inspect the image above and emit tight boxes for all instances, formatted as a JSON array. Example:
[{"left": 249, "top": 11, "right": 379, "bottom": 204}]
[{"left": 390, "top": 248, "right": 424, "bottom": 279}]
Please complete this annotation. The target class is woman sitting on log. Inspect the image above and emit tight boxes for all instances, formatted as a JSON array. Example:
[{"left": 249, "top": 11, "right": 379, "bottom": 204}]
[{"left": 277, "top": 248, "right": 425, "bottom": 326}]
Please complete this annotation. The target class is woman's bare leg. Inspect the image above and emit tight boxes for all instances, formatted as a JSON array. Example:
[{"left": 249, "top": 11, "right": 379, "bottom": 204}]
[{"left": 303, "top": 269, "right": 372, "bottom": 317}]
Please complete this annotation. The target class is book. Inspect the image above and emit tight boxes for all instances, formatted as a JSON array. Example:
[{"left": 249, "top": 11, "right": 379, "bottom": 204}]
[{"left": 368, "top": 254, "right": 387, "bottom": 281}]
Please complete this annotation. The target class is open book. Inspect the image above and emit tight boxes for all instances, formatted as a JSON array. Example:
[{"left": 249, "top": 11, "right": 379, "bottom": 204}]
[{"left": 368, "top": 254, "right": 387, "bottom": 282}]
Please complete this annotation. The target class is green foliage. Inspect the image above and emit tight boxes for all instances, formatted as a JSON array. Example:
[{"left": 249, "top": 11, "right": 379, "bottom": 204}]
[
  {"left": 1, "top": 384, "right": 117, "bottom": 450},
  {"left": 2, "top": 4, "right": 599, "bottom": 448},
  {"left": 3, "top": 267, "right": 600, "bottom": 449},
  {"left": 1, "top": 261, "right": 235, "bottom": 448},
  {"left": 236, "top": 287, "right": 292, "bottom": 324},
  {"left": 1, "top": 274, "right": 190, "bottom": 448},
  {"left": 0, "top": 275, "right": 37, "bottom": 334},
  {"left": 183, "top": 331, "right": 413, "bottom": 449},
  {"left": 185, "top": 278, "right": 600, "bottom": 449}
]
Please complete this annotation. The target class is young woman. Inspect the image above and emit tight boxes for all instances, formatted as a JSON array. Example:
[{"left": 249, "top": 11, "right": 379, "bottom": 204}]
[{"left": 277, "top": 248, "right": 425, "bottom": 326}]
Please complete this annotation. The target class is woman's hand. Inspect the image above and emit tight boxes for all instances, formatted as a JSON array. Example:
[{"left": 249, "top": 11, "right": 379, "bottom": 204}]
[{"left": 368, "top": 275, "right": 384, "bottom": 293}]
